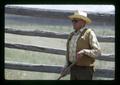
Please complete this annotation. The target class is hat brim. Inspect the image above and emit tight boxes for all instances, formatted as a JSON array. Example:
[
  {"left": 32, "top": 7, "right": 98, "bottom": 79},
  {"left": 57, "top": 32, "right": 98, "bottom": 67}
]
[{"left": 68, "top": 15, "right": 92, "bottom": 24}]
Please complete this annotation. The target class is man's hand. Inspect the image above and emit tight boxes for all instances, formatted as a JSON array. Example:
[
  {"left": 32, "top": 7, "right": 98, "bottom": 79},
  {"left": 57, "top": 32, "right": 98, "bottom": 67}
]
[{"left": 77, "top": 50, "right": 85, "bottom": 59}]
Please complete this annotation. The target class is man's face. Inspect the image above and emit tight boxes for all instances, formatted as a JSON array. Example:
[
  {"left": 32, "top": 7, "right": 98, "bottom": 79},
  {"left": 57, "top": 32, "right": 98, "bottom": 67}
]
[{"left": 72, "top": 19, "right": 86, "bottom": 31}]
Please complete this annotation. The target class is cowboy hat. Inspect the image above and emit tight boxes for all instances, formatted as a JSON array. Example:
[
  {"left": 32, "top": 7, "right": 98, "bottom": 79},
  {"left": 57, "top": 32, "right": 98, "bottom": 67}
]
[{"left": 68, "top": 10, "right": 92, "bottom": 24}]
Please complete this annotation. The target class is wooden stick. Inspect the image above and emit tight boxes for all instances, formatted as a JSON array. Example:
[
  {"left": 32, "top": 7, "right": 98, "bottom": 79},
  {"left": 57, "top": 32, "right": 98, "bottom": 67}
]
[{"left": 57, "top": 62, "right": 75, "bottom": 80}]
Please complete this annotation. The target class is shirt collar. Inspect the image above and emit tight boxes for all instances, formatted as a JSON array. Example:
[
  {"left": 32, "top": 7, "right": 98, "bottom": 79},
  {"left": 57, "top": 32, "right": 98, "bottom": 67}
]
[
  {"left": 74, "top": 27, "right": 86, "bottom": 35},
  {"left": 80, "top": 27, "right": 86, "bottom": 33}
]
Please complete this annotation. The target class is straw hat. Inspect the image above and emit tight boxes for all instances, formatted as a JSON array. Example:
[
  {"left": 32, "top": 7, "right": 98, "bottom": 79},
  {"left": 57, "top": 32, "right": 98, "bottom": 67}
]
[{"left": 68, "top": 10, "right": 92, "bottom": 24}]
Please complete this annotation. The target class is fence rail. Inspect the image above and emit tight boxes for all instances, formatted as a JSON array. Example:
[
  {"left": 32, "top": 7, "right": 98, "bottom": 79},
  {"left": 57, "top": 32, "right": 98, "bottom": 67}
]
[
  {"left": 5, "top": 6, "right": 73, "bottom": 19},
  {"left": 5, "top": 43, "right": 114, "bottom": 62},
  {"left": 5, "top": 28, "right": 115, "bottom": 42},
  {"left": 5, "top": 61, "right": 114, "bottom": 78}
]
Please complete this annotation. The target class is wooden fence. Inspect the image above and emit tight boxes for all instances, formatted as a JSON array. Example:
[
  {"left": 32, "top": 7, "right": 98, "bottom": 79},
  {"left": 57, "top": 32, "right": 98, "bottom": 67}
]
[
  {"left": 5, "top": 28, "right": 115, "bottom": 79},
  {"left": 5, "top": 6, "right": 115, "bottom": 80}
]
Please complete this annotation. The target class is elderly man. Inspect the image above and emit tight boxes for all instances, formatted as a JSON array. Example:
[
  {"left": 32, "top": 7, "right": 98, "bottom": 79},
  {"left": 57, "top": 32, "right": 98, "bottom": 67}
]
[{"left": 60, "top": 10, "right": 101, "bottom": 80}]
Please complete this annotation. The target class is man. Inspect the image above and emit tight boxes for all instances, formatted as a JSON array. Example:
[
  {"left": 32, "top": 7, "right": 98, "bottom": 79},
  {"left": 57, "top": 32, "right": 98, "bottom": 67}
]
[{"left": 60, "top": 10, "right": 101, "bottom": 80}]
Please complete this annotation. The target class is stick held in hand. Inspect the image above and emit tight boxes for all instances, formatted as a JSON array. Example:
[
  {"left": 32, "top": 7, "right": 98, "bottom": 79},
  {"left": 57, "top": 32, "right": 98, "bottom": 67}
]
[{"left": 57, "top": 62, "right": 75, "bottom": 80}]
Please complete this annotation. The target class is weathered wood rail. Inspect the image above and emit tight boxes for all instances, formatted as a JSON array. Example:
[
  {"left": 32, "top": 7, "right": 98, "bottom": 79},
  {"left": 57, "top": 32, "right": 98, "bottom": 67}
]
[
  {"left": 5, "top": 61, "right": 114, "bottom": 78},
  {"left": 5, "top": 43, "right": 114, "bottom": 61},
  {"left": 5, "top": 28, "right": 115, "bottom": 42}
]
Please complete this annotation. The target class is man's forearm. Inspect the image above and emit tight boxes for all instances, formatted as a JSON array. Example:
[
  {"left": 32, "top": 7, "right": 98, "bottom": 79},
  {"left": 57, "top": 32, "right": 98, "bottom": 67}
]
[{"left": 83, "top": 49, "right": 101, "bottom": 58}]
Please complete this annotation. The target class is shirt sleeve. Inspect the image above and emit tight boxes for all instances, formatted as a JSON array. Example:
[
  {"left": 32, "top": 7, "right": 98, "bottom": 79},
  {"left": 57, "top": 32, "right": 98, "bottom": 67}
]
[{"left": 83, "top": 30, "right": 101, "bottom": 58}]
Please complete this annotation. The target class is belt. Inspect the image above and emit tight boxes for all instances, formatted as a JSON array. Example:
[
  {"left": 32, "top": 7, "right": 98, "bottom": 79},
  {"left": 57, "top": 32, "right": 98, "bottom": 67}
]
[
  {"left": 69, "top": 62, "right": 93, "bottom": 69},
  {"left": 73, "top": 65, "right": 93, "bottom": 68}
]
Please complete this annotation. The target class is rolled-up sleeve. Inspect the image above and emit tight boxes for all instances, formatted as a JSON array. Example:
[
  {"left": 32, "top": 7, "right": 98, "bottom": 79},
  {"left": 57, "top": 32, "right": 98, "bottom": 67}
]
[{"left": 83, "top": 30, "right": 101, "bottom": 58}]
